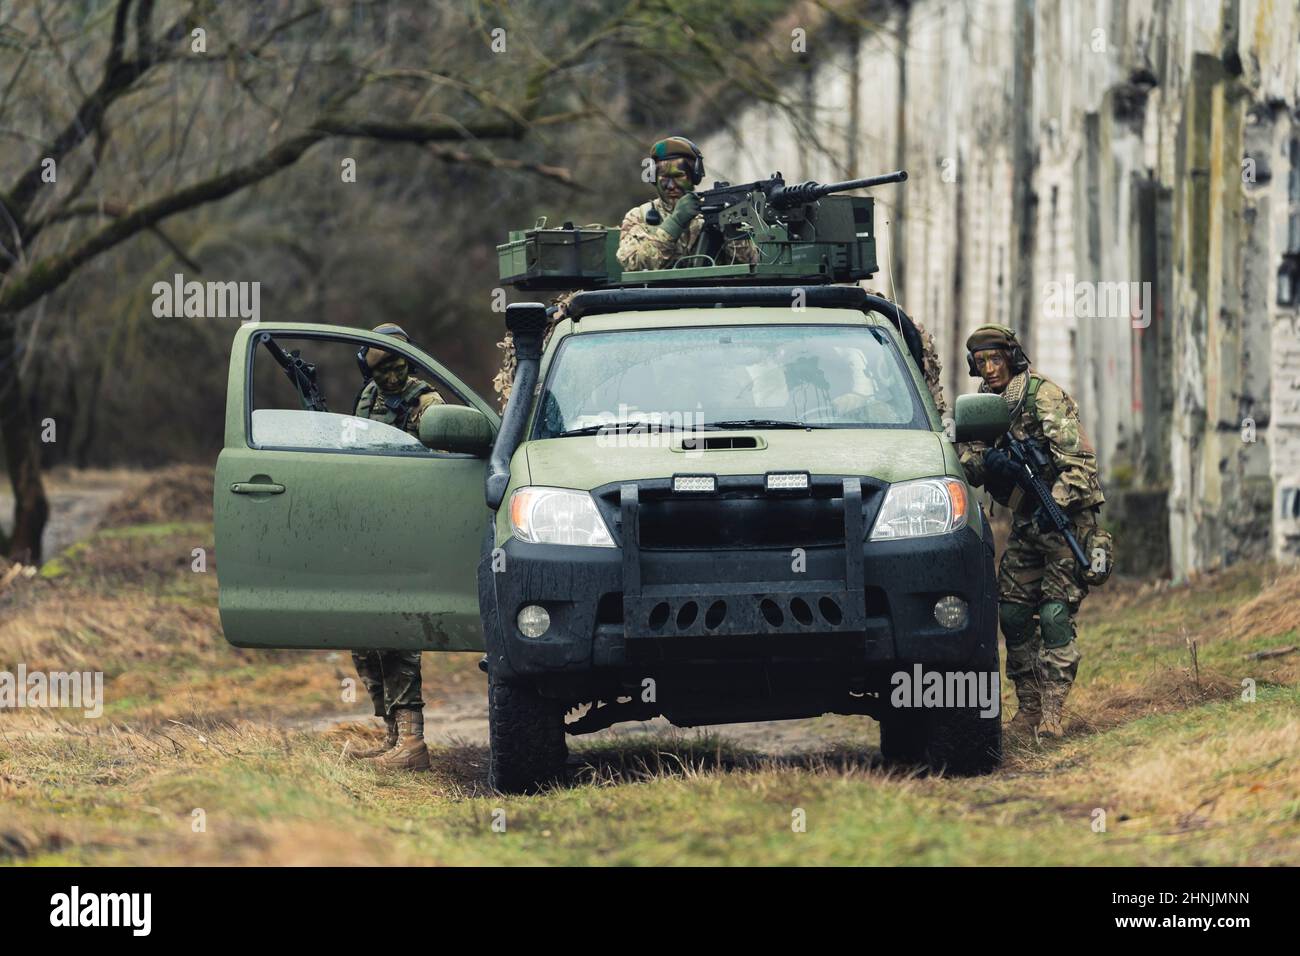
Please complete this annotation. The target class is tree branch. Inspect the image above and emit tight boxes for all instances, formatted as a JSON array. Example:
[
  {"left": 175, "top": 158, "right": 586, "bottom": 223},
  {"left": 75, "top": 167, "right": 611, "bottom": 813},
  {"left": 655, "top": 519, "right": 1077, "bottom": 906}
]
[
  {"left": 425, "top": 144, "right": 576, "bottom": 187},
  {"left": 2, "top": 2, "right": 195, "bottom": 227},
  {"left": 0, "top": 110, "right": 547, "bottom": 313}
]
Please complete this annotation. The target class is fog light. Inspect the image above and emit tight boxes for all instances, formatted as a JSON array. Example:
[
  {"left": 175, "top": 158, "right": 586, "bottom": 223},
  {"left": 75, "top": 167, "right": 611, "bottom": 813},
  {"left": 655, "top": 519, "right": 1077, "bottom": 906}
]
[
  {"left": 673, "top": 473, "right": 716, "bottom": 493},
  {"left": 933, "top": 596, "right": 968, "bottom": 630},
  {"left": 517, "top": 605, "right": 550, "bottom": 638},
  {"left": 766, "top": 471, "right": 810, "bottom": 492}
]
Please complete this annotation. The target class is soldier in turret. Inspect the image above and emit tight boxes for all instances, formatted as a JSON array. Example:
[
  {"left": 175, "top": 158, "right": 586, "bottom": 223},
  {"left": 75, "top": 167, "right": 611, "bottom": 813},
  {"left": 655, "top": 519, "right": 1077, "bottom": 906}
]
[
  {"left": 958, "top": 325, "right": 1111, "bottom": 739},
  {"left": 616, "top": 136, "right": 759, "bottom": 272}
]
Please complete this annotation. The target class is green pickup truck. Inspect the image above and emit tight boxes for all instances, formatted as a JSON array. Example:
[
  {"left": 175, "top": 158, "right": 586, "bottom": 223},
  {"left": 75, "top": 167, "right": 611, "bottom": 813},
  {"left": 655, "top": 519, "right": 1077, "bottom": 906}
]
[{"left": 215, "top": 180, "right": 1012, "bottom": 793}]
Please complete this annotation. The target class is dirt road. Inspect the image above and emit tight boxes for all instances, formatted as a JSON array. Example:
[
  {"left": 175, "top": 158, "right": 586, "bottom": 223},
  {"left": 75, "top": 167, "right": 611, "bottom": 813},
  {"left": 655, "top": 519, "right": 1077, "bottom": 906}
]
[
  {"left": 0, "top": 470, "right": 142, "bottom": 560},
  {"left": 306, "top": 693, "right": 874, "bottom": 756}
]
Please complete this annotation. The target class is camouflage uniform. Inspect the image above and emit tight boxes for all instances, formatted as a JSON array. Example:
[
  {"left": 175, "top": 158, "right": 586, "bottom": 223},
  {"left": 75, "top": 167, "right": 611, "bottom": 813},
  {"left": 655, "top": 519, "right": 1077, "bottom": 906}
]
[
  {"left": 959, "top": 330, "right": 1106, "bottom": 736},
  {"left": 354, "top": 376, "right": 444, "bottom": 437},
  {"left": 615, "top": 196, "right": 759, "bottom": 272}
]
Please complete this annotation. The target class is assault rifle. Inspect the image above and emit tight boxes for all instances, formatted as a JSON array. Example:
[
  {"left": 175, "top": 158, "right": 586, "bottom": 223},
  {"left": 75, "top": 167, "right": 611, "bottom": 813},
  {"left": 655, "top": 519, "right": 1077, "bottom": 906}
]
[
  {"left": 1005, "top": 435, "right": 1089, "bottom": 569},
  {"left": 260, "top": 333, "right": 329, "bottom": 413}
]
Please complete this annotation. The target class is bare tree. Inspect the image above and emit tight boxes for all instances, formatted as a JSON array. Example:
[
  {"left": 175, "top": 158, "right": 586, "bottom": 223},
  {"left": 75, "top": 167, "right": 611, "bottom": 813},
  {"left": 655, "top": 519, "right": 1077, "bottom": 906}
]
[
  {"left": 0, "top": 0, "right": 639, "bottom": 560},
  {"left": 0, "top": 0, "right": 812, "bottom": 561}
]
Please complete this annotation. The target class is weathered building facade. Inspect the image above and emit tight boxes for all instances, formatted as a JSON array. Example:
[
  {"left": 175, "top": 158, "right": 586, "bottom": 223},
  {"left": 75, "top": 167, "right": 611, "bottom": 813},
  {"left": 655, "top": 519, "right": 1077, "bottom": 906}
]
[{"left": 700, "top": 0, "right": 1300, "bottom": 577}]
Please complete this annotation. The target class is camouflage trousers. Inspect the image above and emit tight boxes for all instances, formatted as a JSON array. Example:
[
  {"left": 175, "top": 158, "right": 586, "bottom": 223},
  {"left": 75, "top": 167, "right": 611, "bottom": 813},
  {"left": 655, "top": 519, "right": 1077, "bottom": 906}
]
[
  {"left": 351, "top": 650, "right": 423, "bottom": 717},
  {"left": 997, "top": 509, "right": 1098, "bottom": 700}
]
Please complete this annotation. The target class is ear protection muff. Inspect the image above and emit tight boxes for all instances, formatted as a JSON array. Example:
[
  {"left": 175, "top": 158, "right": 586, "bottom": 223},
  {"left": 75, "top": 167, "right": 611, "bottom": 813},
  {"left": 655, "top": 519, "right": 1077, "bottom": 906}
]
[
  {"left": 966, "top": 342, "right": 1030, "bottom": 377},
  {"left": 680, "top": 138, "right": 705, "bottom": 185}
]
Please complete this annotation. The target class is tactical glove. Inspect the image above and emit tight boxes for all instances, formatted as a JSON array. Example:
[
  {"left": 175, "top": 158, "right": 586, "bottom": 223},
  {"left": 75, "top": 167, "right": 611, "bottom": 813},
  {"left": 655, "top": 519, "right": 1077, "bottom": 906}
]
[
  {"left": 660, "top": 192, "right": 701, "bottom": 239},
  {"left": 1031, "top": 504, "right": 1057, "bottom": 535},
  {"left": 982, "top": 447, "right": 1022, "bottom": 485}
]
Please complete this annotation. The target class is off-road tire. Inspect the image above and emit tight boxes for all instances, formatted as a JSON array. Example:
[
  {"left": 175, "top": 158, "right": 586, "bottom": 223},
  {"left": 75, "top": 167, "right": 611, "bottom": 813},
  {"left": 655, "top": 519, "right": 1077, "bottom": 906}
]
[
  {"left": 880, "top": 695, "right": 1002, "bottom": 776},
  {"left": 487, "top": 677, "right": 567, "bottom": 794},
  {"left": 878, "top": 709, "right": 929, "bottom": 767},
  {"left": 879, "top": 627, "right": 1003, "bottom": 776},
  {"left": 922, "top": 690, "right": 1002, "bottom": 775}
]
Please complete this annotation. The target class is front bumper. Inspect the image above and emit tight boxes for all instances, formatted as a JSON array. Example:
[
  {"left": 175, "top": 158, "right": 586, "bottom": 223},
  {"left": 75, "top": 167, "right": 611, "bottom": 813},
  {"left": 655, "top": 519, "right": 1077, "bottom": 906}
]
[{"left": 478, "top": 476, "right": 996, "bottom": 688}]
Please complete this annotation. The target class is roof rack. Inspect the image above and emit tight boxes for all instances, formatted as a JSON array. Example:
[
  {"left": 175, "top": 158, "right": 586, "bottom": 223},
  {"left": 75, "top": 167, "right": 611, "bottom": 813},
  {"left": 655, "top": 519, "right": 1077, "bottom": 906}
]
[
  {"left": 565, "top": 284, "right": 865, "bottom": 318},
  {"left": 564, "top": 285, "right": 924, "bottom": 369}
]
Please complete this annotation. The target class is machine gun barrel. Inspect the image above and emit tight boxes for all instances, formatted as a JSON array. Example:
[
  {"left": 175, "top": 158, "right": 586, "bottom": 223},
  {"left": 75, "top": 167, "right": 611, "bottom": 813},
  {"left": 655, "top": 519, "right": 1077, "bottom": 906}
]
[{"left": 768, "top": 169, "right": 908, "bottom": 208}]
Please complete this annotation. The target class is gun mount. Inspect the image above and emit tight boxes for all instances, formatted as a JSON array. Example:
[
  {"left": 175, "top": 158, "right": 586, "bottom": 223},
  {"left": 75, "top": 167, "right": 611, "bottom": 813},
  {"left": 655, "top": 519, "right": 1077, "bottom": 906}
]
[{"left": 497, "top": 169, "right": 908, "bottom": 290}]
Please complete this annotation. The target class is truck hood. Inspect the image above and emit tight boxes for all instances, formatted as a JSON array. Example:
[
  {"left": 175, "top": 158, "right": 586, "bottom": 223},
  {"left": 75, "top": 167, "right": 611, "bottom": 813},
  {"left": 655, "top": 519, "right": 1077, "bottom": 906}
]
[{"left": 524, "top": 428, "right": 948, "bottom": 489}]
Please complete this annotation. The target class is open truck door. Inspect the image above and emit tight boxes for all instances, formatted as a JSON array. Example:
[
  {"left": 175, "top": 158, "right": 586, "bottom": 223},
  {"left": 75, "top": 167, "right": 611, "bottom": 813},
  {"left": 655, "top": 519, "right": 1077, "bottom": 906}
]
[{"left": 213, "top": 323, "right": 498, "bottom": 651}]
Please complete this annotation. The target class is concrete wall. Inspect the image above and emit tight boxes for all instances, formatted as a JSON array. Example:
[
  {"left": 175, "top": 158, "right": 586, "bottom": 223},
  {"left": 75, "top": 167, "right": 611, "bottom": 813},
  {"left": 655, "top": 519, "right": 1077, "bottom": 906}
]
[{"left": 699, "top": 0, "right": 1300, "bottom": 576}]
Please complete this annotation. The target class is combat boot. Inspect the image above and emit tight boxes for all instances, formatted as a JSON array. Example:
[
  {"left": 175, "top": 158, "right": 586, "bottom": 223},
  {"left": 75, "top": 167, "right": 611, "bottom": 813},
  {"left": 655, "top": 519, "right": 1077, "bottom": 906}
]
[
  {"left": 371, "top": 708, "right": 430, "bottom": 771},
  {"left": 1038, "top": 681, "right": 1071, "bottom": 738},
  {"left": 1006, "top": 680, "right": 1041, "bottom": 737},
  {"left": 346, "top": 715, "right": 398, "bottom": 760},
  {"left": 1007, "top": 704, "right": 1041, "bottom": 736}
]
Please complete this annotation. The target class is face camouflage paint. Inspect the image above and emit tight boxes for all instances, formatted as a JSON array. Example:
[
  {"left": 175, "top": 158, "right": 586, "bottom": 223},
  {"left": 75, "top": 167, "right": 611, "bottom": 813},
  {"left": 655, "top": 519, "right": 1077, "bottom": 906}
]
[{"left": 655, "top": 158, "right": 692, "bottom": 204}]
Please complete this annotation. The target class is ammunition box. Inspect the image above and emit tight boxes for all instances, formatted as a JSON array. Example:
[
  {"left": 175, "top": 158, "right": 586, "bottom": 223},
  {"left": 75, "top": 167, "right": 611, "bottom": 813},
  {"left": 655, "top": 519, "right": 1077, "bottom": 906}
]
[{"left": 497, "top": 224, "right": 622, "bottom": 290}]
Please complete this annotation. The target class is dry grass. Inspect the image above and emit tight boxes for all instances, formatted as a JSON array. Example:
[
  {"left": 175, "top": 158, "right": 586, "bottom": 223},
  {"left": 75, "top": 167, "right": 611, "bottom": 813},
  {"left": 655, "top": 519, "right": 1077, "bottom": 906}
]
[{"left": 0, "top": 469, "right": 1296, "bottom": 864}]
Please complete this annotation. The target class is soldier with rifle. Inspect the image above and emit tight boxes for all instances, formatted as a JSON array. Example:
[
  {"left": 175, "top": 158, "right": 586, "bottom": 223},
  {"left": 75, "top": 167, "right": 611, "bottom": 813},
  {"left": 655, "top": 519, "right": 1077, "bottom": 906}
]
[
  {"left": 958, "top": 325, "right": 1113, "bottom": 739},
  {"left": 346, "top": 323, "right": 443, "bottom": 770},
  {"left": 259, "top": 325, "right": 441, "bottom": 768}
]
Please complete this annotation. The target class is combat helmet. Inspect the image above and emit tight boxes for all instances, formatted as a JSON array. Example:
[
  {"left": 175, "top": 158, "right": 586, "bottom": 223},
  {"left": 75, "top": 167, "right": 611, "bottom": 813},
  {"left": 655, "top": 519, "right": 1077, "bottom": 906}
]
[
  {"left": 965, "top": 324, "right": 1030, "bottom": 377},
  {"left": 648, "top": 136, "right": 705, "bottom": 185}
]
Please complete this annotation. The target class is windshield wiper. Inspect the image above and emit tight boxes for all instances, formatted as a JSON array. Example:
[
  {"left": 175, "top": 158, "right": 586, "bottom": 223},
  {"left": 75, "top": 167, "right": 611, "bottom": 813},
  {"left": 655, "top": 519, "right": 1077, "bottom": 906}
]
[
  {"left": 556, "top": 421, "right": 685, "bottom": 438},
  {"left": 702, "top": 419, "right": 824, "bottom": 430}
]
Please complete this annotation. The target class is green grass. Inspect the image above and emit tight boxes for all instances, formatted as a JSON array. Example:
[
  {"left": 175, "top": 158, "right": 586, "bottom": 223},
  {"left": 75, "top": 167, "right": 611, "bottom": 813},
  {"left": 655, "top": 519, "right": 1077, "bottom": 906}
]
[
  {"left": 3, "top": 687, "right": 1294, "bottom": 865},
  {"left": 1, "top": 520, "right": 1297, "bottom": 865}
]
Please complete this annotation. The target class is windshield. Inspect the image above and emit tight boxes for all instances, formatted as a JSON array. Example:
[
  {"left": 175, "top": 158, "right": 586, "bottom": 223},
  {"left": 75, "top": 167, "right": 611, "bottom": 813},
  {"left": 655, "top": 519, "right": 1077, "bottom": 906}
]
[{"left": 533, "top": 323, "right": 925, "bottom": 439}]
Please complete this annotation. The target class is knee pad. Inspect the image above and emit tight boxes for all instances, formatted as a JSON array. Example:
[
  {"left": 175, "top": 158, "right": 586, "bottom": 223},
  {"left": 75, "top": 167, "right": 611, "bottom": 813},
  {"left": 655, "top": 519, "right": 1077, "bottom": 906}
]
[
  {"left": 1039, "top": 601, "right": 1074, "bottom": 648},
  {"left": 999, "top": 602, "right": 1036, "bottom": 645}
]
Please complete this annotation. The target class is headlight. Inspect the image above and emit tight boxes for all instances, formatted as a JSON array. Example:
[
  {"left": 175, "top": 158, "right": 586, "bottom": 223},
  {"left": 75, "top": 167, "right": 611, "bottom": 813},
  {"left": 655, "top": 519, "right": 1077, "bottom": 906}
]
[
  {"left": 509, "top": 486, "right": 615, "bottom": 547},
  {"left": 869, "top": 478, "right": 968, "bottom": 540}
]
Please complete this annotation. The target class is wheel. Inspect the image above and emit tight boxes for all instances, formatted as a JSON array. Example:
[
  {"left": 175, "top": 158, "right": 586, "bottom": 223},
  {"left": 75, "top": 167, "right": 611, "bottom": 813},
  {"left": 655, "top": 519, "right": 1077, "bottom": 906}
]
[
  {"left": 923, "top": 684, "right": 1002, "bottom": 775},
  {"left": 878, "top": 619, "right": 1003, "bottom": 776},
  {"left": 879, "top": 697, "right": 1001, "bottom": 776},
  {"left": 879, "top": 709, "right": 929, "bottom": 766},
  {"left": 487, "top": 677, "right": 567, "bottom": 794}
]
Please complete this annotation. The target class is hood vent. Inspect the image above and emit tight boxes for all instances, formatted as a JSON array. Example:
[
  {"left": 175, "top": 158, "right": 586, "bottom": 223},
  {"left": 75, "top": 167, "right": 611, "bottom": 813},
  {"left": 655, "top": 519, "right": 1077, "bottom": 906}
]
[{"left": 677, "top": 435, "right": 764, "bottom": 452}]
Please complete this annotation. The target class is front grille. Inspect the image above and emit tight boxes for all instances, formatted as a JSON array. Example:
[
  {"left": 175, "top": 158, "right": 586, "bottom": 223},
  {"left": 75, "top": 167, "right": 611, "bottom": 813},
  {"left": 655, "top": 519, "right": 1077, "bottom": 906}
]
[
  {"left": 594, "top": 474, "right": 884, "bottom": 551},
  {"left": 640, "top": 495, "right": 846, "bottom": 549},
  {"left": 611, "top": 475, "right": 881, "bottom": 640}
]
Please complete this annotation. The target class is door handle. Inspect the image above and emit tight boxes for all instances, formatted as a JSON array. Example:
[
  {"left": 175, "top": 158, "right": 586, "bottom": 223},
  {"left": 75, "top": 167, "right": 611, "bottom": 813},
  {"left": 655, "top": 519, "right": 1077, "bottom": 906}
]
[{"left": 230, "top": 481, "right": 285, "bottom": 495}]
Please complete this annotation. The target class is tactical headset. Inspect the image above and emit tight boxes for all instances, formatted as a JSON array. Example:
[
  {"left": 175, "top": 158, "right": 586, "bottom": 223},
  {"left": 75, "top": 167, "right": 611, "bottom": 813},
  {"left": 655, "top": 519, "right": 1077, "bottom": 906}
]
[
  {"left": 650, "top": 136, "right": 705, "bottom": 186},
  {"left": 966, "top": 333, "right": 1030, "bottom": 377}
]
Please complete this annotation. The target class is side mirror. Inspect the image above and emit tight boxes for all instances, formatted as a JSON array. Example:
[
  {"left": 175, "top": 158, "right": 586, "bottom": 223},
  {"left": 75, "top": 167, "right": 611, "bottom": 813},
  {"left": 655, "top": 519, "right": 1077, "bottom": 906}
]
[
  {"left": 419, "top": 405, "right": 495, "bottom": 456},
  {"left": 953, "top": 393, "right": 1010, "bottom": 444}
]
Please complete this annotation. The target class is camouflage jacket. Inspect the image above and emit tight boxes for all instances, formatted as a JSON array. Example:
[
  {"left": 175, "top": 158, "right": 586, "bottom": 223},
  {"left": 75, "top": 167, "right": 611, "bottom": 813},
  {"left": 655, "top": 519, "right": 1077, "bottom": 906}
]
[
  {"left": 958, "top": 370, "right": 1105, "bottom": 513},
  {"left": 355, "top": 377, "right": 443, "bottom": 437},
  {"left": 616, "top": 198, "right": 759, "bottom": 272}
]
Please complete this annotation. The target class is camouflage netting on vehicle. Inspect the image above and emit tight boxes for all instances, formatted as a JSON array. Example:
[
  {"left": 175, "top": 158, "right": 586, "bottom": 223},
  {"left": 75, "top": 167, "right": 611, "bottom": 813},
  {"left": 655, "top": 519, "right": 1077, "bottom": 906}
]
[
  {"left": 96, "top": 464, "right": 215, "bottom": 530},
  {"left": 912, "top": 319, "right": 946, "bottom": 417},
  {"left": 492, "top": 292, "right": 574, "bottom": 410}
]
